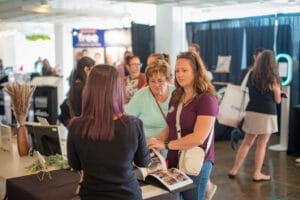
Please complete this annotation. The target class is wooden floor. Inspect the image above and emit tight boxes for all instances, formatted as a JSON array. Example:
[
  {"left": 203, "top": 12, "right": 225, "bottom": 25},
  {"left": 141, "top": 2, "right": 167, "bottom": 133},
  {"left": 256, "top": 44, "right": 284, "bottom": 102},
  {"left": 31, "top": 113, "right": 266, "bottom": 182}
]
[{"left": 212, "top": 134, "right": 300, "bottom": 200}]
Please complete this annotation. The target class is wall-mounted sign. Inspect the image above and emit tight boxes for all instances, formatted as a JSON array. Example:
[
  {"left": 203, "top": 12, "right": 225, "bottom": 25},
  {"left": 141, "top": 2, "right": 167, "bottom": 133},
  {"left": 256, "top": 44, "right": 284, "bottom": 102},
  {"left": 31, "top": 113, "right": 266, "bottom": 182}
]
[{"left": 72, "top": 29, "right": 105, "bottom": 48}]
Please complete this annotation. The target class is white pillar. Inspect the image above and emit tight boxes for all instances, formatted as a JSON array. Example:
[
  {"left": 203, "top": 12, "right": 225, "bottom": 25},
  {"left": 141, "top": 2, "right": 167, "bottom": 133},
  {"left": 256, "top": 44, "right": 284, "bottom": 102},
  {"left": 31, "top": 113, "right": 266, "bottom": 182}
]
[
  {"left": 54, "top": 24, "right": 73, "bottom": 103},
  {"left": 0, "top": 35, "right": 17, "bottom": 70},
  {"left": 155, "top": 5, "right": 186, "bottom": 70}
]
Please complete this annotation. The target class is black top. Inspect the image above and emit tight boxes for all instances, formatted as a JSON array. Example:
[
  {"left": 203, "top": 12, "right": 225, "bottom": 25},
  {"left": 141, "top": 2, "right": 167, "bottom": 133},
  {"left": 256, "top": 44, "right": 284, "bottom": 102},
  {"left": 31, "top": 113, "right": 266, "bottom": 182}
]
[
  {"left": 246, "top": 74, "right": 277, "bottom": 115},
  {"left": 70, "top": 81, "right": 84, "bottom": 116},
  {"left": 67, "top": 115, "right": 151, "bottom": 200}
]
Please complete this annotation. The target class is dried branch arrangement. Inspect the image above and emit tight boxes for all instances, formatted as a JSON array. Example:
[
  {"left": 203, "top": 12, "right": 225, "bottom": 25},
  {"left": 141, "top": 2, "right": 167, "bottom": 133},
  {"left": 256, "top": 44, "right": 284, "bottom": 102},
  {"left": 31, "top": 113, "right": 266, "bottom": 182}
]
[{"left": 4, "top": 82, "right": 36, "bottom": 125}]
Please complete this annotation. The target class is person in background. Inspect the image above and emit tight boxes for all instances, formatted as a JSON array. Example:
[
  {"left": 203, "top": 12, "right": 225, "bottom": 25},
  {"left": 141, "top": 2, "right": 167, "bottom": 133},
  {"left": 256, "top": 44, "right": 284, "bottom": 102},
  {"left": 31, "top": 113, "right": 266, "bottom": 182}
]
[
  {"left": 188, "top": 43, "right": 213, "bottom": 81},
  {"left": 82, "top": 48, "right": 89, "bottom": 57},
  {"left": 117, "top": 50, "right": 133, "bottom": 79},
  {"left": 188, "top": 43, "right": 200, "bottom": 56},
  {"left": 124, "top": 55, "right": 146, "bottom": 103},
  {"left": 148, "top": 52, "right": 218, "bottom": 200},
  {"left": 69, "top": 56, "right": 95, "bottom": 117},
  {"left": 34, "top": 56, "right": 42, "bottom": 72},
  {"left": 230, "top": 47, "right": 266, "bottom": 149},
  {"left": 228, "top": 50, "right": 281, "bottom": 182},
  {"left": 67, "top": 64, "right": 150, "bottom": 200},
  {"left": 94, "top": 52, "right": 102, "bottom": 65},
  {"left": 75, "top": 51, "right": 83, "bottom": 62},
  {"left": 240, "top": 47, "right": 265, "bottom": 84},
  {"left": 41, "top": 58, "right": 56, "bottom": 76},
  {"left": 147, "top": 53, "right": 170, "bottom": 66},
  {"left": 125, "top": 59, "right": 174, "bottom": 139}
]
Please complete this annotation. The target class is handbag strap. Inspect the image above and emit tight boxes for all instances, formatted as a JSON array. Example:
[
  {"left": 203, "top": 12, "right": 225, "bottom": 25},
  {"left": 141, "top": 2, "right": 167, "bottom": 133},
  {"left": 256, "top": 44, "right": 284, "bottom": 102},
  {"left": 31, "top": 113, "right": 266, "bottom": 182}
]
[
  {"left": 176, "top": 98, "right": 214, "bottom": 154},
  {"left": 149, "top": 88, "right": 167, "bottom": 123},
  {"left": 241, "top": 69, "right": 252, "bottom": 90}
]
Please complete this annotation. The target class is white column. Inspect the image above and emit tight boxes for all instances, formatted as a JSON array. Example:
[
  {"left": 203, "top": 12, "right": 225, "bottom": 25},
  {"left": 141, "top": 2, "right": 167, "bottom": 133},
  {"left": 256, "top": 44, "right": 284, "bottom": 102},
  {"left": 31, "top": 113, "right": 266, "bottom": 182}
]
[
  {"left": 155, "top": 5, "right": 186, "bottom": 70},
  {"left": 54, "top": 24, "right": 73, "bottom": 104}
]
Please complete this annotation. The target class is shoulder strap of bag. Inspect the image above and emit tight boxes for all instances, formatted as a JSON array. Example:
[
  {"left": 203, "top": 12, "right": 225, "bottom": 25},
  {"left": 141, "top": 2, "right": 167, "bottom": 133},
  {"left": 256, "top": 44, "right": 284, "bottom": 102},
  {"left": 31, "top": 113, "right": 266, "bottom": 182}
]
[
  {"left": 176, "top": 99, "right": 214, "bottom": 154},
  {"left": 149, "top": 88, "right": 167, "bottom": 123},
  {"left": 241, "top": 69, "right": 252, "bottom": 90}
]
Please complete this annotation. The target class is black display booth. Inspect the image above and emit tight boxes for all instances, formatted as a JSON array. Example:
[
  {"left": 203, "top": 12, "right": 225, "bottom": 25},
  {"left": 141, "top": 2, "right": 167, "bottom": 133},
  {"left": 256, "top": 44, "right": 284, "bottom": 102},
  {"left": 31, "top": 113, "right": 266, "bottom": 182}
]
[
  {"left": 33, "top": 86, "right": 58, "bottom": 125},
  {"left": 31, "top": 76, "right": 62, "bottom": 125}
]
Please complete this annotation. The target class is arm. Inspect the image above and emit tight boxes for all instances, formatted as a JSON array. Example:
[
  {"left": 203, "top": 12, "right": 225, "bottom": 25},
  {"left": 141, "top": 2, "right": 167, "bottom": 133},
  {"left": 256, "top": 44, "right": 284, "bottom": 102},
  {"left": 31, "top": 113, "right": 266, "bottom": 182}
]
[
  {"left": 67, "top": 133, "right": 82, "bottom": 171},
  {"left": 147, "top": 126, "right": 170, "bottom": 146},
  {"left": 148, "top": 116, "right": 215, "bottom": 150},
  {"left": 272, "top": 82, "right": 281, "bottom": 104},
  {"left": 134, "top": 119, "right": 151, "bottom": 167}
]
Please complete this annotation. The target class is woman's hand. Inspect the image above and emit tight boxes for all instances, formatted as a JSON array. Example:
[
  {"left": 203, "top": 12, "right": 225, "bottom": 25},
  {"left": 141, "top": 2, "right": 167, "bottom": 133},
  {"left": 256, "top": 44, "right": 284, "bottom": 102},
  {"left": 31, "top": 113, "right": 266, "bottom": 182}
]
[{"left": 147, "top": 138, "right": 165, "bottom": 150}]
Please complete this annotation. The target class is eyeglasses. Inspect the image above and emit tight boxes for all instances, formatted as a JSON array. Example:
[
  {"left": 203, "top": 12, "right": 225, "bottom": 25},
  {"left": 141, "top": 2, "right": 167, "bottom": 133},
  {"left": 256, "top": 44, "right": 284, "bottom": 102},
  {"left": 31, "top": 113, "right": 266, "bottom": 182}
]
[{"left": 129, "top": 63, "right": 143, "bottom": 67}]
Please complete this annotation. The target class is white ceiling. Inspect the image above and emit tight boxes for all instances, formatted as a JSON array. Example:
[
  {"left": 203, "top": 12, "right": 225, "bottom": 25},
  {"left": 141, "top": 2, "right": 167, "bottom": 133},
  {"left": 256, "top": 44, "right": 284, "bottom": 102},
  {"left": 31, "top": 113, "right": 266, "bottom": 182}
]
[{"left": 0, "top": 0, "right": 299, "bottom": 24}]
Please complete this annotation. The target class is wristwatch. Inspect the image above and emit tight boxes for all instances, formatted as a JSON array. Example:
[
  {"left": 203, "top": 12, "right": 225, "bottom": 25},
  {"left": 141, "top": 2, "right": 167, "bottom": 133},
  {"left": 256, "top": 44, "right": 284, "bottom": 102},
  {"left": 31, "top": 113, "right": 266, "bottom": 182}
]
[{"left": 164, "top": 141, "right": 169, "bottom": 150}]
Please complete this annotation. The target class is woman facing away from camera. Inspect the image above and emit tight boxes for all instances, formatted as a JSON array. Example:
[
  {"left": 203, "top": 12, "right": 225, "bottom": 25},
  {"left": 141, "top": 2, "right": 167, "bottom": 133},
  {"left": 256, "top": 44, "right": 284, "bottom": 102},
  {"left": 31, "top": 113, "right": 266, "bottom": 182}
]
[
  {"left": 69, "top": 56, "right": 95, "bottom": 117},
  {"left": 147, "top": 52, "right": 218, "bottom": 200},
  {"left": 229, "top": 50, "right": 281, "bottom": 181},
  {"left": 67, "top": 65, "right": 151, "bottom": 200}
]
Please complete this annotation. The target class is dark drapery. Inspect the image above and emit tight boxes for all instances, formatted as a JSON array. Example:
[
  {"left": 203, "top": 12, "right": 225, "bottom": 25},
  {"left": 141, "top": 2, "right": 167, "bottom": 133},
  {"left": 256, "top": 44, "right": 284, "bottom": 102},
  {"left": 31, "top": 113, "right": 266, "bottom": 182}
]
[
  {"left": 131, "top": 22, "right": 155, "bottom": 72},
  {"left": 245, "top": 26, "right": 275, "bottom": 66},
  {"left": 186, "top": 22, "right": 244, "bottom": 84}
]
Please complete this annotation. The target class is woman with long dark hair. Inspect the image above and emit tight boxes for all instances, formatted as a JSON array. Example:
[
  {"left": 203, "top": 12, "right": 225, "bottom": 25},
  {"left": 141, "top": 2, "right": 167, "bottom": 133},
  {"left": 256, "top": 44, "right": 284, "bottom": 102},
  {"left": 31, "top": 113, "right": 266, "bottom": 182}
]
[
  {"left": 229, "top": 50, "right": 281, "bottom": 181},
  {"left": 67, "top": 65, "right": 150, "bottom": 200},
  {"left": 69, "top": 56, "right": 95, "bottom": 116}
]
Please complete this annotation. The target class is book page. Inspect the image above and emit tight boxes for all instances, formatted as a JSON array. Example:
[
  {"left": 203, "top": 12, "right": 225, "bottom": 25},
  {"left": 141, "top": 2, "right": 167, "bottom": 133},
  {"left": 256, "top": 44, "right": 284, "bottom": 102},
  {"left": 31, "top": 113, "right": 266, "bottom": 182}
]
[
  {"left": 134, "top": 148, "right": 167, "bottom": 181},
  {"left": 147, "top": 168, "right": 193, "bottom": 191},
  {"left": 141, "top": 184, "right": 168, "bottom": 199}
]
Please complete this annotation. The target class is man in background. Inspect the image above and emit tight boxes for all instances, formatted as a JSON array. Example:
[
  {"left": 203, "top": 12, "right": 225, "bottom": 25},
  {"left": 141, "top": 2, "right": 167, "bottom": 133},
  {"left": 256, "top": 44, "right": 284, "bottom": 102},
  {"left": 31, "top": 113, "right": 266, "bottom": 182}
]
[
  {"left": 188, "top": 43, "right": 200, "bottom": 55},
  {"left": 240, "top": 47, "right": 265, "bottom": 84}
]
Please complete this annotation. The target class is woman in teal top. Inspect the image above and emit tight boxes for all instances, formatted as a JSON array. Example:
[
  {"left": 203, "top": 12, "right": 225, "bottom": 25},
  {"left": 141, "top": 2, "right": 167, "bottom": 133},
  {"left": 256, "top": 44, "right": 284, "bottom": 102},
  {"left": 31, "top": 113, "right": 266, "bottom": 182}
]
[{"left": 125, "top": 59, "right": 174, "bottom": 139}]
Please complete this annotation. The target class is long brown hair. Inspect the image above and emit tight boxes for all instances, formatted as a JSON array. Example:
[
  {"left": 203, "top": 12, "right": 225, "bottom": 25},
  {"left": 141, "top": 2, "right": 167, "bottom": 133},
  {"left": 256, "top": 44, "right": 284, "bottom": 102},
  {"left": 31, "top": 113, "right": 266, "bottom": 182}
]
[
  {"left": 69, "top": 65, "right": 125, "bottom": 141},
  {"left": 172, "top": 51, "right": 216, "bottom": 104},
  {"left": 251, "top": 50, "right": 280, "bottom": 93}
]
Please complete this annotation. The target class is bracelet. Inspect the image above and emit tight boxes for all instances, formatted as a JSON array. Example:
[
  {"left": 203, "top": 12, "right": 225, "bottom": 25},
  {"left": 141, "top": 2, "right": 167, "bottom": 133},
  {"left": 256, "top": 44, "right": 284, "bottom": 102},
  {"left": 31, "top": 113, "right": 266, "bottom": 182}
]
[{"left": 164, "top": 141, "right": 169, "bottom": 150}]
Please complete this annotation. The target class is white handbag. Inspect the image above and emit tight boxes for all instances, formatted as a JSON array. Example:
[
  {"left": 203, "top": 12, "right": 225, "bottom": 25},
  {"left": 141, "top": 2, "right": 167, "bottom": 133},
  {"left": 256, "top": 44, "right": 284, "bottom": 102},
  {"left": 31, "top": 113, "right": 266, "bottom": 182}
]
[
  {"left": 217, "top": 70, "right": 251, "bottom": 128},
  {"left": 176, "top": 100, "right": 214, "bottom": 176}
]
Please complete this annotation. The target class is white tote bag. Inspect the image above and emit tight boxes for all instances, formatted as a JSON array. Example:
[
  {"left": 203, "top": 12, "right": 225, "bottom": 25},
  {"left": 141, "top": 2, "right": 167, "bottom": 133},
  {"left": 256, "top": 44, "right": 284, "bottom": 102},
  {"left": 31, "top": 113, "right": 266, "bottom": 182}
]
[{"left": 217, "top": 71, "right": 251, "bottom": 128}]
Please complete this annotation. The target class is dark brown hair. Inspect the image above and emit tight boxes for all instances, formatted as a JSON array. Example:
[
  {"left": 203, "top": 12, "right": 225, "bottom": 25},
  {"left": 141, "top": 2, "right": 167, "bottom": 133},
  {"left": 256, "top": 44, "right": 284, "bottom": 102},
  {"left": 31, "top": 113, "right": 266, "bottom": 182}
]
[
  {"left": 251, "top": 50, "right": 280, "bottom": 93},
  {"left": 172, "top": 51, "right": 216, "bottom": 104},
  {"left": 125, "top": 55, "right": 139, "bottom": 66},
  {"left": 69, "top": 65, "right": 125, "bottom": 141}
]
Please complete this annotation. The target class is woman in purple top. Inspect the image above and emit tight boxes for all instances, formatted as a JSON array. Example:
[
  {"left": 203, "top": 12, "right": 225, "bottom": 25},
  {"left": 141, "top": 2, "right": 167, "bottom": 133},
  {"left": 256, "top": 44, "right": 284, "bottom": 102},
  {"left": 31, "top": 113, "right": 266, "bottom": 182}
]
[{"left": 148, "top": 52, "right": 218, "bottom": 200}]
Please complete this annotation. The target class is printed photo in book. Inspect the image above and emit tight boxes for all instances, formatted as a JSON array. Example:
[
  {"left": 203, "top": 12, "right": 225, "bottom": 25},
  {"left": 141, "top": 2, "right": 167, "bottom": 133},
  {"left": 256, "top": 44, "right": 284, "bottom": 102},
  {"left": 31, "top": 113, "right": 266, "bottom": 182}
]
[{"left": 134, "top": 148, "right": 193, "bottom": 191}]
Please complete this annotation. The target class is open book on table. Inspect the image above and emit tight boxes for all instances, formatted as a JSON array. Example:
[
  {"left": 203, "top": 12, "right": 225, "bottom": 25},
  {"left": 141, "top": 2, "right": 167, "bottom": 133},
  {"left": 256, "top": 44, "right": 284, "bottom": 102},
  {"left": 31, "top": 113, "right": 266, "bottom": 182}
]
[{"left": 134, "top": 148, "right": 193, "bottom": 191}]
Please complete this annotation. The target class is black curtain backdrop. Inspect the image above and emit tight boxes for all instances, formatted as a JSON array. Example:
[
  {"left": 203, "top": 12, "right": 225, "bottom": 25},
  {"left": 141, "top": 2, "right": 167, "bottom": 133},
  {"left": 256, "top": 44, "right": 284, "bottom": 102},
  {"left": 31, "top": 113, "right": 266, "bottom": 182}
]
[
  {"left": 186, "top": 23, "right": 243, "bottom": 84},
  {"left": 276, "top": 25, "right": 292, "bottom": 55},
  {"left": 210, "top": 28, "right": 244, "bottom": 84},
  {"left": 131, "top": 22, "right": 155, "bottom": 72},
  {"left": 245, "top": 26, "right": 275, "bottom": 66}
]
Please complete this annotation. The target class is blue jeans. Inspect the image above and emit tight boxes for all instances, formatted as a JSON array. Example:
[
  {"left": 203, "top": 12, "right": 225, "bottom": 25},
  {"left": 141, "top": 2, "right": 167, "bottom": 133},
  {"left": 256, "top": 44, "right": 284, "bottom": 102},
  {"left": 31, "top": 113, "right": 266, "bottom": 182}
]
[{"left": 180, "top": 161, "right": 213, "bottom": 200}]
